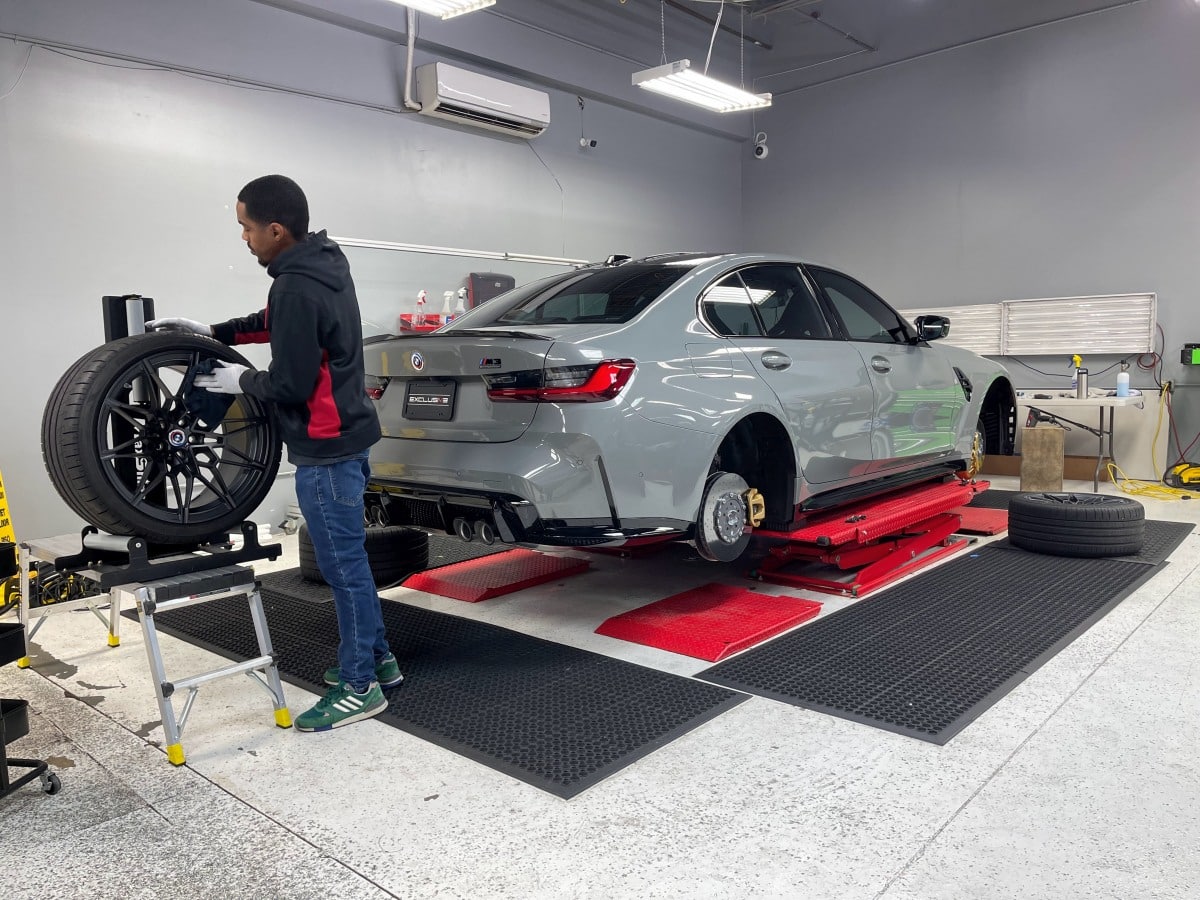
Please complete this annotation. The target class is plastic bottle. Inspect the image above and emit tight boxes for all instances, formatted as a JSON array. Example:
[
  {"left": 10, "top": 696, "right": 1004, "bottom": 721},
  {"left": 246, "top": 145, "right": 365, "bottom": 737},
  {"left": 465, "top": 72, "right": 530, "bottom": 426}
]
[
  {"left": 1116, "top": 365, "right": 1131, "bottom": 397},
  {"left": 414, "top": 289, "right": 427, "bottom": 327}
]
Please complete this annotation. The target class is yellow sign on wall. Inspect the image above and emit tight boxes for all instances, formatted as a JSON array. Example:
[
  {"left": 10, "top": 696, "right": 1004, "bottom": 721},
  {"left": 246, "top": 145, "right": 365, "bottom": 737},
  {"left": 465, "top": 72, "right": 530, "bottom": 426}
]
[{"left": 0, "top": 467, "right": 15, "bottom": 544}]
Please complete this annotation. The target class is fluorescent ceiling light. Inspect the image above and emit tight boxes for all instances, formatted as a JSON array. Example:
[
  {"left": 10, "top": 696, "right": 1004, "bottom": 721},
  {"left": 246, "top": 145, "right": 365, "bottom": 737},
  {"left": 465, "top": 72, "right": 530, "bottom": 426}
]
[
  {"left": 632, "top": 59, "right": 771, "bottom": 113},
  {"left": 391, "top": 0, "right": 495, "bottom": 19},
  {"left": 704, "top": 286, "right": 774, "bottom": 305}
]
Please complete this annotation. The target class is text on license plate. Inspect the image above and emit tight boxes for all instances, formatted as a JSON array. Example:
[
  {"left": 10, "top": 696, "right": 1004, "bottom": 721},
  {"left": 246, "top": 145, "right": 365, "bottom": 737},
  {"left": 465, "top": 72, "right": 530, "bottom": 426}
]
[{"left": 403, "top": 379, "right": 457, "bottom": 421}]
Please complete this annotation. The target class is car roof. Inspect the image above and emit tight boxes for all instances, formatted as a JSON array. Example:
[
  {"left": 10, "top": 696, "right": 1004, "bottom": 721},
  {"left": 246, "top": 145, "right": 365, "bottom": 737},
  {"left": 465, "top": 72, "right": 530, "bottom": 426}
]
[{"left": 587, "top": 252, "right": 815, "bottom": 270}]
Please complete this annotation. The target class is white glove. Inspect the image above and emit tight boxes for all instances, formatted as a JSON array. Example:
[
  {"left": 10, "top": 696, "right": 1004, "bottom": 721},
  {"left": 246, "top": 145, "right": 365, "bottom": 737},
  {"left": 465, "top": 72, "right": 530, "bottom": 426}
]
[
  {"left": 146, "top": 317, "right": 213, "bottom": 336},
  {"left": 193, "top": 361, "right": 249, "bottom": 395}
]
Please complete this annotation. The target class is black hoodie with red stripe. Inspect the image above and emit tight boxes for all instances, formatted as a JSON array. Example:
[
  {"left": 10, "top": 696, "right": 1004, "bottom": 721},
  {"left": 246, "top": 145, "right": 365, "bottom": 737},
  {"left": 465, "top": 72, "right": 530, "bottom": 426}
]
[{"left": 211, "top": 231, "right": 381, "bottom": 465}]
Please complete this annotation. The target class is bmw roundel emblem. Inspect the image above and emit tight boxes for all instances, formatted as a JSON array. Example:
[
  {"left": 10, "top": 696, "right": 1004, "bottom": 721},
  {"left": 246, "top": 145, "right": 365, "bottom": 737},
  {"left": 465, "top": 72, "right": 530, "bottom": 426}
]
[{"left": 411, "top": 351, "right": 424, "bottom": 371}]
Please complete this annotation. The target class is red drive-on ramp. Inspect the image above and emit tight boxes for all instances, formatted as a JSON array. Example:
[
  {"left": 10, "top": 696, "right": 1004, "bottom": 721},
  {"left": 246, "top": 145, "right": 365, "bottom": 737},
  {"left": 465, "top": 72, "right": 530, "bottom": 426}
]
[
  {"left": 403, "top": 548, "right": 590, "bottom": 602},
  {"left": 596, "top": 583, "right": 822, "bottom": 662}
]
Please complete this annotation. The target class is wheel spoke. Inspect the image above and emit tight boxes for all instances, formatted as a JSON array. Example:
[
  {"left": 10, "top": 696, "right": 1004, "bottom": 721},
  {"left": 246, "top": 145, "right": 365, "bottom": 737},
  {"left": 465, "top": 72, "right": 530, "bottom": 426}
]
[
  {"left": 219, "top": 418, "right": 271, "bottom": 438},
  {"left": 133, "top": 460, "right": 167, "bottom": 504},
  {"left": 102, "top": 399, "right": 155, "bottom": 428},
  {"left": 99, "top": 436, "right": 148, "bottom": 460},
  {"left": 191, "top": 455, "right": 237, "bottom": 511},
  {"left": 204, "top": 441, "right": 266, "bottom": 469}
]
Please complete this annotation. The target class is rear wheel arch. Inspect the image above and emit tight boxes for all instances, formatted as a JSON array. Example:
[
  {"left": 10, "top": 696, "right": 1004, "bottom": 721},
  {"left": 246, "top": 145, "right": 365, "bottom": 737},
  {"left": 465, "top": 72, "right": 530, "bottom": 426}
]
[
  {"left": 710, "top": 412, "right": 794, "bottom": 530},
  {"left": 977, "top": 376, "right": 1017, "bottom": 455}
]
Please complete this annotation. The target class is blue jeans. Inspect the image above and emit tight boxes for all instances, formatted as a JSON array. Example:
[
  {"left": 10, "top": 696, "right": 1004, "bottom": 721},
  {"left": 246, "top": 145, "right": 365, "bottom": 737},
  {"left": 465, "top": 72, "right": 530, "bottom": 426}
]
[{"left": 294, "top": 453, "right": 390, "bottom": 692}]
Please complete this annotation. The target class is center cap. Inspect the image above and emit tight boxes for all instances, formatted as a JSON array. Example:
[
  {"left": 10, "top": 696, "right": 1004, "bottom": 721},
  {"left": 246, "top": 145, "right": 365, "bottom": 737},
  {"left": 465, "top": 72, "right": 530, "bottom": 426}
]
[{"left": 167, "top": 428, "right": 187, "bottom": 448}]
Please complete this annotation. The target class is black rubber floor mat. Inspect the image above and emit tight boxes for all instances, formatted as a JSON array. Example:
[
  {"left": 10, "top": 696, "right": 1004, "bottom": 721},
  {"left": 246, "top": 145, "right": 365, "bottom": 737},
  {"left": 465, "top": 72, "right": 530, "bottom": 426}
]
[
  {"left": 699, "top": 546, "right": 1162, "bottom": 744},
  {"left": 425, "top": 533, "right": 510, "bottom": 568},
  {"left": 128, "top": 592, "right": 745, "bottom": 798},
  {"left": 258, "top": 568, "right": 328, "bottom": 603},
  {"left": 991, "top": 519, "right": 1192, "bottom": 566},
  {"left": 967, "top": 489, "right": 1020, "bottom": 509}
]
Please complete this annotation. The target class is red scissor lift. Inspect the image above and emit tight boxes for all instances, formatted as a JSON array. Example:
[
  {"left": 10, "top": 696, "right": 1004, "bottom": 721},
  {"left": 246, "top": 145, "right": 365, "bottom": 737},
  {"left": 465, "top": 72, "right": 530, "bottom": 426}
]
[{"left": 751, "top": 479, "right": 992, "bottom": 598}]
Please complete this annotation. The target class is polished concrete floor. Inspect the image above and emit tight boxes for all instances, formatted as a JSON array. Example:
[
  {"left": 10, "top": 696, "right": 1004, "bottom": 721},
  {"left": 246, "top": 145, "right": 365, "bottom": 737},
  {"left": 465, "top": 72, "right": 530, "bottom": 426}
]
[{"left": 1, "top": 475, "right": 1198, "bottom": 899}]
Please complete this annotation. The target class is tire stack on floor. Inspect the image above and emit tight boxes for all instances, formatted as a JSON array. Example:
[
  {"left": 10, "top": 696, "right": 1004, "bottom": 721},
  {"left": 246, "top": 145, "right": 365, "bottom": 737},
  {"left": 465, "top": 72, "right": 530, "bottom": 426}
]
[
  {"left": 297, "top": 523, "right": 429, "bottom": 587},
  {"left": 1007, "top": 493, "right": 1145, "bottom": 558}
]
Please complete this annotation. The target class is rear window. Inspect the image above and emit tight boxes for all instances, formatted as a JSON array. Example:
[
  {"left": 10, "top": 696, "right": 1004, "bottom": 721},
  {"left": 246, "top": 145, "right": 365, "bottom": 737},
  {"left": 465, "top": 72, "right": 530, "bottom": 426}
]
[{"left": 476, "top": 266, "right": 688, "bottom": 326}]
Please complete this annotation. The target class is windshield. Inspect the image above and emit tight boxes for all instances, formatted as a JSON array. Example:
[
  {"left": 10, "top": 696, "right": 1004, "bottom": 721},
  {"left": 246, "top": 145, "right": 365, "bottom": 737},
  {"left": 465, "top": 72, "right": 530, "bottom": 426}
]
[{"left": 447, "top": 265, "right": 690, "bottom": 328}]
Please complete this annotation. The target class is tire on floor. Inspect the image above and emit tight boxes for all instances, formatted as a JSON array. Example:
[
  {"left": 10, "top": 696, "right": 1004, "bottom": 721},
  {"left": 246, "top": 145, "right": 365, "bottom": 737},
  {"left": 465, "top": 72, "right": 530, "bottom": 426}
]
[
  {"left": 1007, "top": 492, "right": 1145, "bottom": 558},
  {"left": 298, "top": 522, "right": 430, "bottom": 586}
]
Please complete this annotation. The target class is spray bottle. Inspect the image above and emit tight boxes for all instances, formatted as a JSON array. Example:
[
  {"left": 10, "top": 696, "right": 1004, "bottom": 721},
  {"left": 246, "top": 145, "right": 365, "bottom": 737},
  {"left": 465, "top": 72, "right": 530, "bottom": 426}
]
[
  {"left": 1116, "top": 360, "right": 1131, "bottom": 397},
  {"left": 415, "top": 289, "right": 427, "bottom": 327},
  {"left": 1071, "top": 354, "right": 1088, "bottom": 399}
]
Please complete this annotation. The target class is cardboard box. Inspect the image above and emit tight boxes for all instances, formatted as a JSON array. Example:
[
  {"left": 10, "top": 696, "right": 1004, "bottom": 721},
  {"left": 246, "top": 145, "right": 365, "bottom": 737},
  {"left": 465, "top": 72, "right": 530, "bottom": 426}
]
[{"left": 980, "top": 454, "right": 1111, "bottom": 483}]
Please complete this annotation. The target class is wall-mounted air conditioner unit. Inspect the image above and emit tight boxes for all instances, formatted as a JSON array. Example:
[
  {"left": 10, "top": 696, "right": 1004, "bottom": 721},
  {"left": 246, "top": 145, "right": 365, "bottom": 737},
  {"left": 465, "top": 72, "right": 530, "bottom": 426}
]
[{"left": 414, "top": 61, "right": 550, "bottom": 139}]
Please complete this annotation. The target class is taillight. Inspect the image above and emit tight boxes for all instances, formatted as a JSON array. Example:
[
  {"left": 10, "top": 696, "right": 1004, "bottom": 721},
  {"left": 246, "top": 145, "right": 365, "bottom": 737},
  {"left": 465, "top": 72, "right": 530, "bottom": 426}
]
[
  {"left": 364, "top": 375, "right": 389, "bottom": 400},
  {"left": 486, "top": 359, "right": 636, "bottom": 402}
]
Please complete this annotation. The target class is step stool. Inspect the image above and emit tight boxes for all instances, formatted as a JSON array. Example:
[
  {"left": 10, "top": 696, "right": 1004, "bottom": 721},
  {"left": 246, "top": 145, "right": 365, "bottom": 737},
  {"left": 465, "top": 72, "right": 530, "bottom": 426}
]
[{"left": 110, "top": 565, "right": 292, "bottom": 766}]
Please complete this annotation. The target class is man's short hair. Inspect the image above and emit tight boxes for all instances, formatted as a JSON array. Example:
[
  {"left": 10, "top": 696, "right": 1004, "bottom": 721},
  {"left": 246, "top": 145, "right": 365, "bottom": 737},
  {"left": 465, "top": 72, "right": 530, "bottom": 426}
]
[{"left": 238, "top": 175, "right": 309, "bottom": 240}]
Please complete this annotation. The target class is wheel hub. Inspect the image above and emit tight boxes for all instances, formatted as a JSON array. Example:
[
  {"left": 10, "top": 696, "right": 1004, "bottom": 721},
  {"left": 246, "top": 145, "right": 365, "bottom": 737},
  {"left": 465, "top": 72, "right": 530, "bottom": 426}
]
[{"left": 711, "top": 492, "right": 747, "bottom": 545}]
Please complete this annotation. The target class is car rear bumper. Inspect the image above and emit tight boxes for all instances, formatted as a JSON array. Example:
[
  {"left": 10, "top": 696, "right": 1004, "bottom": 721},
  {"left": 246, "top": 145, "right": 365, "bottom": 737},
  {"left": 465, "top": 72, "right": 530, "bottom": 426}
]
[
  {"left": 367, "top": 431, "right": 695, "bottom": 547},
  {"left": 366, "top": 476, "right": 690, "bottom": 548}
]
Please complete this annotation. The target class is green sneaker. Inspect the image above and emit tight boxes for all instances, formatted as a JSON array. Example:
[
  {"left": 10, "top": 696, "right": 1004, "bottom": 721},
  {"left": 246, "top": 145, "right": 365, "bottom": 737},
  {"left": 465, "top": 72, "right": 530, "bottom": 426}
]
[
  {"left": 295, "top": 681, "right": 387, "bottom": 732},
  {"left": 322, "top": 653, "right": 404, "bottom": 689}
]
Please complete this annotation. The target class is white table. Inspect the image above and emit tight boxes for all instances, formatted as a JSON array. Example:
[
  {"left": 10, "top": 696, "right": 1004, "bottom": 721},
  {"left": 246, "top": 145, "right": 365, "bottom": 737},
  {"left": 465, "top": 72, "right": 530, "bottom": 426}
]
[{"left": 1017, "top": 390, "right": 1145, "bottom": 492}]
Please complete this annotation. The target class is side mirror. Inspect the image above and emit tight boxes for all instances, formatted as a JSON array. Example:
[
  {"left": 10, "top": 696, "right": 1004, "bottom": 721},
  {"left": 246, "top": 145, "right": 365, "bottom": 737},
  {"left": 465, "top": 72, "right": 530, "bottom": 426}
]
[{"left": 913, "top": 314, "right": 951, "bottom": 342}]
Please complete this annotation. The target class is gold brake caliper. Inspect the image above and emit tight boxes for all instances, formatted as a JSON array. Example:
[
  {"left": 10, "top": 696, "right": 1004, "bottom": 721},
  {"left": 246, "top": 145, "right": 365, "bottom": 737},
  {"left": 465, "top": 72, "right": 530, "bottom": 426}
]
[
  {"left": 957, "top": 432, "right": 984, "bottom": 481},
  {"left": 744, "top": 487, "right": 766, "bottom": 528}
]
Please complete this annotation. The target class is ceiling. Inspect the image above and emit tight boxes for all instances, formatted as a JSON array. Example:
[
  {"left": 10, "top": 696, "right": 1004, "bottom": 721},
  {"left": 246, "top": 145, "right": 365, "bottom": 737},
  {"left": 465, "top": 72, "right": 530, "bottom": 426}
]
[{"left": 489, "top": 0, "right": 1142, "bottom": 97}]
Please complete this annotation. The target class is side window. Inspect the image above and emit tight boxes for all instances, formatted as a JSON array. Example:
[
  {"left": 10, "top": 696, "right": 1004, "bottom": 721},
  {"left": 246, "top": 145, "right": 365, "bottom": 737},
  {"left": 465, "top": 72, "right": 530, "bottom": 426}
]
[
  {"left": 738, "top": 265, "right": 832, "bottom": 340},
  {"left": 700, "top": 274, "right": 762, "bottom": 337},
  {"left": 810, "top": 267, "right": 909, "bottom": 344}
]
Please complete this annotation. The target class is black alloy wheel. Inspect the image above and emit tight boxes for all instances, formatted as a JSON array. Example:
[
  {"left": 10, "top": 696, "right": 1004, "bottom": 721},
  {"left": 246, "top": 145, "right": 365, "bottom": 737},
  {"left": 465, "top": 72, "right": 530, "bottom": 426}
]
[
  {"left": 41, "top": 332, "right": 282, "bottom": 544},
  {"left": 1007, "top": 492, "right": 1145, "bottom": 558}
]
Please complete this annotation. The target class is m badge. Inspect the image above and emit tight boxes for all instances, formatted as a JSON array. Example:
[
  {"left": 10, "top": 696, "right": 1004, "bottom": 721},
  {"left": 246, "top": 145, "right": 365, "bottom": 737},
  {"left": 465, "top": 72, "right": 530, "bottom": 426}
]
[{"left": 479, "top": 358, "right": 502, "bottom": 369}]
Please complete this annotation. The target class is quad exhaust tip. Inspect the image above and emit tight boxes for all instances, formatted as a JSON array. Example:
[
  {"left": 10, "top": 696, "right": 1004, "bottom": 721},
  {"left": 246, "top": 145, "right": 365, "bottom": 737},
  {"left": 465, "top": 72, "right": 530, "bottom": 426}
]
[
  {"left": 474, "top": 520, "right": 497, "bottom": 545},
  {"left": 453, "top": 517, "right": 474, "bottom": 542}
]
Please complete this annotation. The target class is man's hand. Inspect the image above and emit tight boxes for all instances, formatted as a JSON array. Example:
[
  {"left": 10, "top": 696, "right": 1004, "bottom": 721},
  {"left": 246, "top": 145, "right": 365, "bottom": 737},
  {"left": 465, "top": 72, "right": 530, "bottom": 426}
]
[
  {"left": 194, "top": 361, "right": 249, "bottom": 395},
  {"left": 146, "top": 317, "right": 213, "bottom": 336}
]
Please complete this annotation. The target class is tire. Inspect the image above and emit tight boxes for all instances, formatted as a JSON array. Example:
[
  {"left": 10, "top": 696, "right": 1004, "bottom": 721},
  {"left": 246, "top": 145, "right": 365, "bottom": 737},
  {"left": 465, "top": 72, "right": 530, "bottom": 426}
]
[
  {"left": 1008, "top": 492, "right": 1145, "bottom": 558},
  {"left": 298, "top": 522, "right": 430, "bottom": 586},
  {"left": 41, "top": 333, "right": 282, "bottom": 544}
]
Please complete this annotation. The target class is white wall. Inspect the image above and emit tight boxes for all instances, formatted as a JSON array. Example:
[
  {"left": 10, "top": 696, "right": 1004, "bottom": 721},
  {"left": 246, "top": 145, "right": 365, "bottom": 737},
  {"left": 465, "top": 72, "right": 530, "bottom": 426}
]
[
  {"left": 0, "top": 0, "right": 742, "bottom": 540},
  {"left": 742, "top": 0, "right": 1200, "bottom": 459}
]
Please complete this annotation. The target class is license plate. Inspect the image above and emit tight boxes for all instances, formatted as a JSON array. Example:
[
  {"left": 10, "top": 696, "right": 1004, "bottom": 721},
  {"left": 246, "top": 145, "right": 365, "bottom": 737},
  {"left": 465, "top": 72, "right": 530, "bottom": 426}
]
[{"left": 403, "top": 379, "right": 457, "bottom": 421}]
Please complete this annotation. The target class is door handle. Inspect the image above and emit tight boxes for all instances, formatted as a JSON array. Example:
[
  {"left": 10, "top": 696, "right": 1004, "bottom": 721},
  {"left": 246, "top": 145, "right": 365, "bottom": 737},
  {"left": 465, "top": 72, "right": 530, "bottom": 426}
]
[
  {"left": 761, "top": 350, "right": 792, "bottom": 371},
  {"left": 870, "top": 356, "right": 891, "bottom": 374}
]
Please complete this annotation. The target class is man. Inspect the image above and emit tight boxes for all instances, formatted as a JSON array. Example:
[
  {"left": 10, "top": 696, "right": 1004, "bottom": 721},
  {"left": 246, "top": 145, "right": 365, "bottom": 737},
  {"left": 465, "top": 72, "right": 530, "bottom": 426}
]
[{"left": 148, "top": 174, "right": 400, "bottom": 732}]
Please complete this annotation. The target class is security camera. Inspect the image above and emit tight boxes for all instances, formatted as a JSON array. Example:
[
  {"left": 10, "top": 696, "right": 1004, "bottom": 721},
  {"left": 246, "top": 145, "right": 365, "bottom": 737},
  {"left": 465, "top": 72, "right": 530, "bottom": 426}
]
[
  {"left": 753, "top": 130, "right": 768, "bottom": 160},
  {"left": 580, "top": 137, "right": 598, "bottom": 149}
]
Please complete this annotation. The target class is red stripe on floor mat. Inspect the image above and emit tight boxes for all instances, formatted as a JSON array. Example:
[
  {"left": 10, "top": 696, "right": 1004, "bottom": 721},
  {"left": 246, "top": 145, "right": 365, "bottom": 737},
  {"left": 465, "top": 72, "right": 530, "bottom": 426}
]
[
  {"left": 953, "top": 506, "right": 1009, "bottom": 535},
  {"left": 596, "top": 584, "right": 822, "bottom": 662},
  {"left": 402, "top": 548, "right": 590, "bottom": 602}
]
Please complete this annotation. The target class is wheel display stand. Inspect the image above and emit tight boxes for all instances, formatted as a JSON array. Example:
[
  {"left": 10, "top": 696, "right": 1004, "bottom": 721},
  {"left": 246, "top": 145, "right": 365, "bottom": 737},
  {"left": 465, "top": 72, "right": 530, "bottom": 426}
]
[
  {"left": 2, "top": 582, "right": 61, "bottom": 799},
  {"left": 751, "top": 479, "right": 989, "bottom": 598},
  {"left": 17, "top": 523, "right": 292, "bottom": 766}
]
